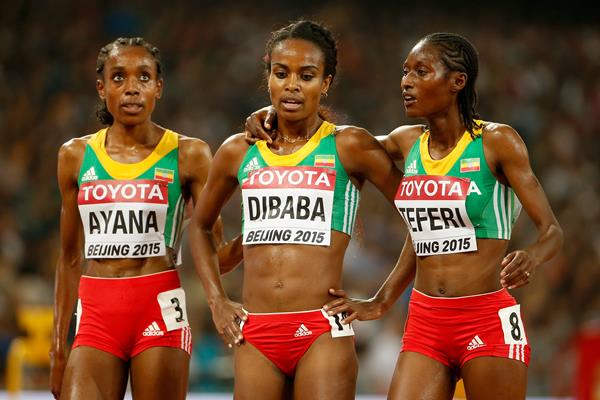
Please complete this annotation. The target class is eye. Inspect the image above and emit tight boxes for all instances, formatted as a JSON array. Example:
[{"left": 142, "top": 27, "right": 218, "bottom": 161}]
[
  {"left": 402, "top": 68, "right": 409, "bottom": 76},
  {"left": 273, "top": 70, "right": 286, "bottom": 79},
  {"left": 301, "top": 73, "right": 314, "bottom": 81},
  {"left": 139, "top": 73, "right": 150, "bottom": 82},
  {"left": 417, "top": 68, "right": 428, "bottom": 76},
  {"left": 112, "top": 74, "right": 124, "bottom": 82}
]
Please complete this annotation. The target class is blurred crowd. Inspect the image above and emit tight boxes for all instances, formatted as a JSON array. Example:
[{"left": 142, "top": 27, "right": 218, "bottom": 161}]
[{"left": 0, "top": 0, "right": 598, "bottom": 396}]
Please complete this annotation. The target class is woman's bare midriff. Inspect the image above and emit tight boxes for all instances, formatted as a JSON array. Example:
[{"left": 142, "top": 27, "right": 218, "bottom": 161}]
[{"left": 242, "top": 231, "right": 351, "bottom": 312}]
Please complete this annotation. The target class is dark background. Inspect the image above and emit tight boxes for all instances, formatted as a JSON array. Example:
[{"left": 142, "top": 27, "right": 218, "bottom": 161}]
[{"left": 0, "top": 0, "right": 598, "bottom": 396}]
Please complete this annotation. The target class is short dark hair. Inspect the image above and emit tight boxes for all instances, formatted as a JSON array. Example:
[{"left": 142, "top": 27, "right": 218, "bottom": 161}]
[
  {"left": 423, "top": 32, "right": 482, "bottom": 136},
  {"left": 95, "top": 37, "right": 162, "bottom": 126}
]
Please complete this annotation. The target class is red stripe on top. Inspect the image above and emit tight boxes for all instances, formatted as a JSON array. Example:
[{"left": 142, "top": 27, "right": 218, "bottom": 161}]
[
  {"left": 78, "top": 180, "right": 169, "bottom": 205},
  {"left": 395, "top": 175, "right": 471, "bottom": 201},
  {"left": 243, "top": 166, "right": 336, "bottom": 190}
]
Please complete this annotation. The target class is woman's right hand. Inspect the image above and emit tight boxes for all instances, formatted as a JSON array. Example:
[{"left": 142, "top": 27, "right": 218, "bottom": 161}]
[
  {"left": 244, "top": 105, "right": 278, "bottom": 144},
  {"left": 49, "top": 349, "right": 66, "bottom": 399},
  {"left": 322, "top": 288, "right": 387, "bottom": 324},
  {"left": 210, "top": 298, "right": 248, "bottom": 347}
]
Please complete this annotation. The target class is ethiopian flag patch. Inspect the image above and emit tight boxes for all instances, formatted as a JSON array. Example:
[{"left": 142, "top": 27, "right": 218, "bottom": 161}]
[
  {"left": 314, "top": 154, "right": 335, "bottom": 168},
  {"left": 460, "top": 158, "right": 480, "bottom": 173},
  {"left": 154, "top": 167, "right": 174, "bottom": 183}
]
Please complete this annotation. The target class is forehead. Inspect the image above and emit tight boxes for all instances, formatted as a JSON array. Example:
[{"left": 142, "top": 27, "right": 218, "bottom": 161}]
[
  {"left": 104, "top": 46, "right": 156, "bottom": 70},
  {"left": 271, "top": 38, "right": 325, "bottom": 67},
  {"left": 404, "top": 41, "right": 441, "bottom": 65}
]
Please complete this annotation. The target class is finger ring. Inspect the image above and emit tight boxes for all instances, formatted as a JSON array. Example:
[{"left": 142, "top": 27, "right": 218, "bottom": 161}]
[
  {"left": 525, "top": 271, "right": 530, "bottom": 278},
  {"left": 228, "top": 343, "right": 233, "bottom": 348}
]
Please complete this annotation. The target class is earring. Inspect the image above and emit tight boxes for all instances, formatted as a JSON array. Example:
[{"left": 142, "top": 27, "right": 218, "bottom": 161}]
[{"left": 321, "top": 91, "right": 328, "bottom": 98}]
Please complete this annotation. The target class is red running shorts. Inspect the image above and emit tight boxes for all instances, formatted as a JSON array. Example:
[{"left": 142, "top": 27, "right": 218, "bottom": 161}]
[
  {"left": 73, "top": 269, "right": 192, "bottom": 360},
  {"left": 402, "top": 288, "right": 530, "bottom": 369},
  {"left": 241, "top": 308, "right": 354, "bottom": 375}
]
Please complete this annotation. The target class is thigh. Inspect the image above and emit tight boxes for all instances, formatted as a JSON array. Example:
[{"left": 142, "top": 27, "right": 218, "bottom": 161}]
[
  {"left": 461, "top": 356, "right": 527, "bottom": 400},
  {"left": 130, "top": 347, "right": 190, "bottom": 400},
  {"left": 388, "top": 351, "right": 455, "bottom": 400},
  {"left": 234, "top": 341, "right": 290, "bottom": 400},
  {"left": 294, "top": 334, "right": 357, "bottom": 400},
  {"left": 61, "top": 346, "right": 129, "bottom": 400}
]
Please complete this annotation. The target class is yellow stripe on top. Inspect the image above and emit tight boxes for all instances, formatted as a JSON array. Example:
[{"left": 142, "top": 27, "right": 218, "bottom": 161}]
[
  {"left": 420, "top": 121, "right": 484, "bottom": 176},
  {"left": 256, "top": 121, "right": 335, "bottom": 166},
  {"left": 88, "top": 128, "right": 178, "bottom": 179}
]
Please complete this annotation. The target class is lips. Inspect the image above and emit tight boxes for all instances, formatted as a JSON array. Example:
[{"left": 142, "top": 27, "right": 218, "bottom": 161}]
[
  {"left": 280, "top": 97, "right": 303, "bottom": 111},
  {"left": 121, "top": 103, "right": 143, "bottom": 113},
  {"left": 403, "top": 93, "right": 416, "bottom": 107}
]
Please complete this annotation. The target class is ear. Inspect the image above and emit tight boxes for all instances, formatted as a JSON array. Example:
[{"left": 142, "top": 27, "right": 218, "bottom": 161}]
[
  {"left": 96, "top": 79, "right": 105, "bottom": 100},
  {"left": 156, "top": 78, "right": 163, "bottom": 99},
  {"left": 450, "top": 72, "right": 467, "bottom": 94},
  {"left": 321, "top": 74, "right": 333, "bottom": 96}
]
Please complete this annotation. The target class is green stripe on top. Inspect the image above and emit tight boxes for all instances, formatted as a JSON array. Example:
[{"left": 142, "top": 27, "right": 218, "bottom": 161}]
[
  {"left": 403, "top": 129, "right": 521, "bottom": 240},
  {"left": 237, "top": 122, "right": 360, "bottom": 237},
  {"left": 77, "top": 134, "right": 184, "bottom": 256}
]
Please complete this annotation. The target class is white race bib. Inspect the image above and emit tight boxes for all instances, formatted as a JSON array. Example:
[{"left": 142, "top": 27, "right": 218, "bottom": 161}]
[
  {"left": 395, "top": 175, "right": 477, "bottom": 256},
  {"left": 78, "top": 179, "right": 168, "bottom": 258},
  {"left": 242, "top": 166, "right": 335, "bottom": 246}
]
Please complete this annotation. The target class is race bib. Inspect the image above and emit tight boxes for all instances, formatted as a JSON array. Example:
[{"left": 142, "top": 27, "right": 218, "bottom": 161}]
[
  {"left": 241, "top": 166, "right": 335, "bottom": 246},
  {"left": 395, "top": 175, "right": 477, "bottom": 256},
  {"left": 498, "top": 304, "right": 527, "bottom": 345},
  {"left": 78, "top": 180, "right": 168, "bottom": 258},
  {"left": 157, "top": 288, "right": 189, "bottom": 331}
]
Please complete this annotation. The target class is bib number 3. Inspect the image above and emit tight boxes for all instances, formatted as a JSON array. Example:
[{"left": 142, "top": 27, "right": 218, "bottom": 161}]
[
  {"left": 157, "top": 288, "right": 189, "bottom": 332},
  {"left": 498, "top": 304, "right": 528, "bottom": 345}
]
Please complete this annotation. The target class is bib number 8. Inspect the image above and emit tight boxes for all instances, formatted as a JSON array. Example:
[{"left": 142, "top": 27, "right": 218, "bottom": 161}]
[{"left": 498, "top": 304, "right": 527, "bottom": 345}]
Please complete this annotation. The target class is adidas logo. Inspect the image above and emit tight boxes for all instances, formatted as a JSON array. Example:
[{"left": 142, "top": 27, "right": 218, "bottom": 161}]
[
  {"left": 81, "top": 166, "right": 98, "bottom": 182},
  {"left": 143, "top": 321, "right": 165, "bottom": 337},
  {"left": 467, "top": 335, "right": 485, "bottom": 350},
  {"left": 405, "top": 160, "right": 417, "bottom": 174},
  {"left": 294, "top": 324, "right": 313, "bottom": 337},
  {"left": 243, "top": 157, "right": 260, "bottom": 174}
]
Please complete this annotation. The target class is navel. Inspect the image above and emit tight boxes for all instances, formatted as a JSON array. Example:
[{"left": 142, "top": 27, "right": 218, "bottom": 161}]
[
  {"left": 437, "top": 287, "right": 446, "bottom": 295},
  {"left": 274, "top": 281, "right": 284, "bottom": 289}
]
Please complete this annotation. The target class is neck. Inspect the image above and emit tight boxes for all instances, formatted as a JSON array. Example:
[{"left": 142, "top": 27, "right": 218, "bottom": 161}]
[
  {"left": 106, "top": 120, "right": 161, "bottom": 148},
  {"left": 276, "top": 114, "right": 323, "bottom": 141},
  {"left": 426, "top": 107, "right": 465, "bottom": 149}
]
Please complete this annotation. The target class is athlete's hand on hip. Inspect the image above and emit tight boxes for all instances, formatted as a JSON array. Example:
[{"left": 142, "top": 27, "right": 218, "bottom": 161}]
[
  {"left": 210, "top": 298, "right": 247, "bottom": 347},
  {"left": 244, "top": 105, "right": 278, "bottom": 144},
  {"left": 500, "top": 250, "right": 536, "bottom": 289},
  {"left": 323, "top": 288, "right": 386, "bottom": 324}
]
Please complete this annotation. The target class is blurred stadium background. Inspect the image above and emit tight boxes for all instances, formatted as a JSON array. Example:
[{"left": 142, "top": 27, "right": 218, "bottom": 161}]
[{"left": 0, "top": 0, "right": 598, "bottom": 398}]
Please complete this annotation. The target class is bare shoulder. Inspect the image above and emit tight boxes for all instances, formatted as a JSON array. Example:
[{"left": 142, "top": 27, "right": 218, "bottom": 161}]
[
  {"left": 216, "top": 132, "right": 251, "bottom": 157},
  {"left": 334, "top": 125, "right": 378, "bottom": 148},
  {"left": 387, "top": 124, "right": 424, "bottom": 150},
  {"left": 177, "top": 134, "right": 212, "bottom": 162},
  {"left": 482, "top": 121, "right": 527, "bottom": 155},
  {"left": 58, "top": 135, "right": 90, "bottom": 165}
]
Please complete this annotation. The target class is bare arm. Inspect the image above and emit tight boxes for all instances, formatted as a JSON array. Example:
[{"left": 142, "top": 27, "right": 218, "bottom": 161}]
[
  {"left": 51, "top": 140, "right": 85, "bottom": 399},
  {"left": 180, "top": 137, "right": 243, "bottom": 274},
  {"left": 485, "top": 124, "right": 563, "bottom": 289},
  {"left": 187, "top": 134, "right": 248, "bottom": 346},
  {"left": 324, "top": 235, "right": 416, "bottom": 323},
  {"left": 322, "top": 127, "right": 414, "bottom": 323}
]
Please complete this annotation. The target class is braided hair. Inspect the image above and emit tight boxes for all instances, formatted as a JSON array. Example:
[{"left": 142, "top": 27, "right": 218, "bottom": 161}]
[
  {"left": 95, "top": 37, "right": 162, "bottom": 126},
  {"left": 423, "top": 33, "right": 482, "bottom": 136}
]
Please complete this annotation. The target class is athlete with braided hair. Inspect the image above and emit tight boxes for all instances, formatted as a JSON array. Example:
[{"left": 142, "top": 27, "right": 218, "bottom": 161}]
[
  {"left": 189, "top": 20, "right": 404, "bottom": 399},
  {"left": 51, "top": 37, "right": 241, "bottom": 399},
  {"left": 247, "top": 32, "right": 563, "bottom": 399}
]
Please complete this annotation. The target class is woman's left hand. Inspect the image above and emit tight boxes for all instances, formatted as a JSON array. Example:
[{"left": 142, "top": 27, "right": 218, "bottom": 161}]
[{"left": 500, "top": 250, "right": 536, "bottom": 289}]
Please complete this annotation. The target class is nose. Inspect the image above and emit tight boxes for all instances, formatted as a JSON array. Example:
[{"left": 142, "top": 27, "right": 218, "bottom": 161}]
[
  {"left": 285, "top": 74, "right": 300, "bottom": 92},
  {"left": 124, "top": 77, "right": 140, "bottom": 96},
  {"left": 401, "top": 73, "right": 413, "bottom": 91}
]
